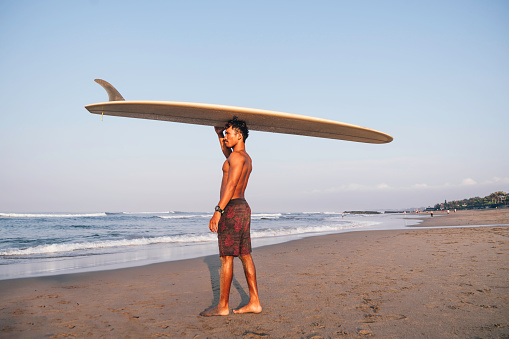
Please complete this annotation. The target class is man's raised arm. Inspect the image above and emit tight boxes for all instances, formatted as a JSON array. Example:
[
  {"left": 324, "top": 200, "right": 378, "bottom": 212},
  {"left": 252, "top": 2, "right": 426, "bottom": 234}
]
[{"left": 214, "top": 126, "right": 232, "bottom": 159}]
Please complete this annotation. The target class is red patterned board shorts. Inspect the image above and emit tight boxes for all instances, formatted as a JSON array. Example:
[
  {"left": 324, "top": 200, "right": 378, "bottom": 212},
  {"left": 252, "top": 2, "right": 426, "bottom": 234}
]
[{"left": 218, "top": 198, "right": 252, "bottom": 257}]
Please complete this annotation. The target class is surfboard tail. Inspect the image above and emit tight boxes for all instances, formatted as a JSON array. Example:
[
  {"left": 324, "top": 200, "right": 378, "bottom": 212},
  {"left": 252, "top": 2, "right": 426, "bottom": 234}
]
[{"left": 94, "top": 79, "right": 125, "bottom": 101}]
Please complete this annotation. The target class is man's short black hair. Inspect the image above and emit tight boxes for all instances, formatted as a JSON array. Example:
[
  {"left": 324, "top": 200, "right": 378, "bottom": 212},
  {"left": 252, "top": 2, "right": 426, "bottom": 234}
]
[{"left": 225, "top": 116, "right": 249, "bottom": 142}]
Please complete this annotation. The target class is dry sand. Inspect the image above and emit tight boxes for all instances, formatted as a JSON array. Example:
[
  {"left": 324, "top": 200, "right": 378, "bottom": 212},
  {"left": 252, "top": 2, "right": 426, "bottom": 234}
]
[
  {"left": 1, "top": 209, "right": 508, "bottom": 338},
  {"left": 414, "top": 208, "right": 509, "bottom": 227}
]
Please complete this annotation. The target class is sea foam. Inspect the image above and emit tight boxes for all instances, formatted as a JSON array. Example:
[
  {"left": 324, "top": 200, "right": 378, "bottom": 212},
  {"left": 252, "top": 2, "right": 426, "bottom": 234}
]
[
  {"left": 0, "top": 234, "right": 218, "bottom": 256},
  {"left": 1, "top": 219, "right": 379, "bottom": 257},
  {"left": 0, "top": 213, "right": 107, "bottom": 218}
]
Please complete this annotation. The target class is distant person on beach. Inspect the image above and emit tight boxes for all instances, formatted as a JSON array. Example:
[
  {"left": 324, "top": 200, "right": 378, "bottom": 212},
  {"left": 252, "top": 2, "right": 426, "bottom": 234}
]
[{"left": 201, "top": 117, "right": 262, "bottom": 316}]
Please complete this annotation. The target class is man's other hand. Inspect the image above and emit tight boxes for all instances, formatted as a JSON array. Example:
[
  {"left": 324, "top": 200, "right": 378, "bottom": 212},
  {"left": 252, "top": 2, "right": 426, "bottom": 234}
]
[{"left": 209, "top": 212, "right": 221, "bottom": 233}]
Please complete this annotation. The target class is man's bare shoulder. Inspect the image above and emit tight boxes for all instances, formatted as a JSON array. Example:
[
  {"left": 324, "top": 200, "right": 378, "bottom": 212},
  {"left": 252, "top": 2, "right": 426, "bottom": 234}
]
[{"left": 228, "top": 151, "right": 249, "bottom": 163}]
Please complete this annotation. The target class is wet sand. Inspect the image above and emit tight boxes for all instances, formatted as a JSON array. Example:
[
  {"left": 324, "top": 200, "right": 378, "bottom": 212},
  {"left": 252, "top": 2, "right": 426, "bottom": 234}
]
[{"left": 1, "top": 209, "right": 508, "bottom": 338}]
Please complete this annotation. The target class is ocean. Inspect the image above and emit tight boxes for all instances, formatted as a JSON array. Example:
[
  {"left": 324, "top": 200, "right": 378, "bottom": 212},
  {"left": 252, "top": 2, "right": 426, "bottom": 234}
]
[{"left": 0, "top": 211, "right": 423, "bottom": 280}]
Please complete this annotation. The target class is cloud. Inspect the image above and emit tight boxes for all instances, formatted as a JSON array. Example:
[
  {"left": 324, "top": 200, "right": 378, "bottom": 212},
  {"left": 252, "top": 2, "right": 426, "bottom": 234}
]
[
  {"left": 461, "top": 178, "right": 477, "bottom": 186},
  {"left": 308, "top": 176, "right": 509, "bottom": 195},
  {"left": 483, "top": 177, "right": 509, "bottom": 185}
]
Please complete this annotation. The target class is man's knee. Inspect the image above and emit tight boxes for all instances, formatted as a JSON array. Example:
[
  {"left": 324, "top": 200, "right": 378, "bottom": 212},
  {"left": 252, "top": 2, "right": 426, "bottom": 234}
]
[
  {"left": 220, "top": 255, "right": 234, "bottom": 265},
  {"left": 238, "top": 254, "right": 253, "bottom": 264}
]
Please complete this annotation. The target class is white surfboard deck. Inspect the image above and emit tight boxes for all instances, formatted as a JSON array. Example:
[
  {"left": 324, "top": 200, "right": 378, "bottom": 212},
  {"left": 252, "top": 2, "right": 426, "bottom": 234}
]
[{"left": 85, "top": 79, "right": 393, "bottom": 144}]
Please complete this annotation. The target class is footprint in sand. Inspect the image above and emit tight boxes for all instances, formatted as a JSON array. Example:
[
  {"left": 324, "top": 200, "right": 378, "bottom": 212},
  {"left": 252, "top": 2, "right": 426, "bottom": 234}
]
[
  {"left": 242, "top": 331, "right": 270, "bottom": 338},
  {"left": 363, "top": 314, "right": 407, "bottom": 323}
]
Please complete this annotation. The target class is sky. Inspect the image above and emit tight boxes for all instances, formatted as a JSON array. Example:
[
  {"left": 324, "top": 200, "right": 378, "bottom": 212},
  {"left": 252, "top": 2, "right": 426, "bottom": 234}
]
[{"left": 1, "top": 0, "right": 508, "bottom": 213}]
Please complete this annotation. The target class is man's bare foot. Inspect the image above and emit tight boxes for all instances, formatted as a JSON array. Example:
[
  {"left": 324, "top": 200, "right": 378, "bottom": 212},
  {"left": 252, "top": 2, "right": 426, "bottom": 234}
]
[
  {"left": 233, "top": 302, "right": 262, "bottom": 314},
  {"left": 200, "top": 305, "right": 230, "bottom": 317}
]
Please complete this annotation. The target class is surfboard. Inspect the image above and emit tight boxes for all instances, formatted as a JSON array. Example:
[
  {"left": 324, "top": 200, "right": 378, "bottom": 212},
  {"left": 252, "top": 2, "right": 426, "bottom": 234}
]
[{"left": 85, "top": 79, "right": 393, "bottom": 144}]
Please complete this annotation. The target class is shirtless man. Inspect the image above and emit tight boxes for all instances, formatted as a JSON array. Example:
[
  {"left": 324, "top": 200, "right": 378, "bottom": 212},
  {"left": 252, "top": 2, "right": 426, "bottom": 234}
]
[{"left": 201, "top": 117, "right": 262, "bottom": 316}]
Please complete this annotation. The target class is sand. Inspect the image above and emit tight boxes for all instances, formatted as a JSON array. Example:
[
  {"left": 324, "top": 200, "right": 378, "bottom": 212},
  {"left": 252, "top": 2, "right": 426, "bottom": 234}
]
[
  {"left": 1, "top": 209, "right": 508, "bottom": 338},
  {"left": 414, "top": 207, "right": 509, "bottom": 227}
]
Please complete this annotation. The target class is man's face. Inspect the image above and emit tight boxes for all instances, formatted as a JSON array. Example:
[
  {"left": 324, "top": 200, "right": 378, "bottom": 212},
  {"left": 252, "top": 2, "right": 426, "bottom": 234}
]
[{"left": 224, "top": 126, "right": 241, "bottom": 148}]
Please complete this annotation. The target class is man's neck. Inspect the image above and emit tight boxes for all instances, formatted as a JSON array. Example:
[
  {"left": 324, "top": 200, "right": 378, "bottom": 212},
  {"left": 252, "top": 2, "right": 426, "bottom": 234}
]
[{"left": 231, "top": 142, "right": 246, "bottom": 153}]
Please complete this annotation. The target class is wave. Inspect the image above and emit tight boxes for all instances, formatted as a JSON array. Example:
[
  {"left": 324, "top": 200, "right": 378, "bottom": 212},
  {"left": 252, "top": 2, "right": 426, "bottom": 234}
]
[
  {"left": 0, "top": 213, "right": 107, "bottom": 218},
  {"left": 252, "top": 213, "right": 282, "bottom": 220},
  {"left": 251, "top": 221, "right": 378, "bottom": 238},
  {"left": 0, "top": 234, "right": 218, "bottom": 256},
  {"left": 303, "top": 211, "right": 343, "bottom": 215},
  {"left": 0, "top": 220, "right": 380, "bottom": 257},
  {"left": 160, "top": 213, "right": 284, "bottom": 220},
  {"left": 123, "top": 211, "right": 173, "bottom": 215},
  {"left": 157, "top": 214, "right": 210, "bottom": 219}
]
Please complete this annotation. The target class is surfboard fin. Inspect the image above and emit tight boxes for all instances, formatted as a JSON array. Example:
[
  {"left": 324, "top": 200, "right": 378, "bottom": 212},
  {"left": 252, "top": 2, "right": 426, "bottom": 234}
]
[{"left": 94, "top": 79, "right": 125, "bottom": 101}]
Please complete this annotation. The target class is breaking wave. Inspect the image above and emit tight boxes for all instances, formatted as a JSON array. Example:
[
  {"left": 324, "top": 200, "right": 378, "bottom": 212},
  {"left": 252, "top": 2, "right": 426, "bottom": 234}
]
[
  {"left": 0, "top": 220, "right": 379, "bottom": 257},
  {"left": 0, "top": 234, "right": 217, "bottom": 256},
  {"left": 0, "top": 213, "right": 107, "bottom": 218}
]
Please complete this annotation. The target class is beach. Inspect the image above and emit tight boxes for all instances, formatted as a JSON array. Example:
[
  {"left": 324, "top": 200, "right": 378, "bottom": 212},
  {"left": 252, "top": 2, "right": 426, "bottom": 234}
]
[
  {"left": 1, "top": 209, "right": 508, "bottom": 338},
  {"left": 414, "top": 208, "right": 509, "bottom": 227}
]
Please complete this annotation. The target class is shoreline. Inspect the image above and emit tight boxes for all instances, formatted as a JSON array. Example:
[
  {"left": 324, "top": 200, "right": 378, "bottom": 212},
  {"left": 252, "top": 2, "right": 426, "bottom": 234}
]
[
  {"left": 2, "top": 208, "right": 507, "bottom": 281},
  {"left": 0, "top": 213, "right": 408, "bottom": 281},
  {"left": 1, "top": 209, "right": 508, "bottom": 337}
]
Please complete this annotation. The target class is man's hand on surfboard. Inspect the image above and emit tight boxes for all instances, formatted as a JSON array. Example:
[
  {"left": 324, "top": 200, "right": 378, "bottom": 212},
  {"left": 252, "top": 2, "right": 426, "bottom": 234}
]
[
  {"left": 214, "top": 126, "right": 225, "bottom": 136},
  {"left": 214, "top": 126, "right": 232, "bottom": 158}
]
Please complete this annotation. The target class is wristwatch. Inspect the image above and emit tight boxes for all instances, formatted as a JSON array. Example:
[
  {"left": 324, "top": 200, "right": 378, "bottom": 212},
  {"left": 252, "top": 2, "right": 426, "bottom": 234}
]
[{"left": 215, "top": 206, "right": 224, "bottom": 214}]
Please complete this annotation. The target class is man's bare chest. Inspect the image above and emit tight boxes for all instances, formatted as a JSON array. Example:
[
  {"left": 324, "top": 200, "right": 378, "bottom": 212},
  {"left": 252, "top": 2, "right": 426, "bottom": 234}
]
[{"left": 222, "top": 160, "right": 229, "bottom": 174}]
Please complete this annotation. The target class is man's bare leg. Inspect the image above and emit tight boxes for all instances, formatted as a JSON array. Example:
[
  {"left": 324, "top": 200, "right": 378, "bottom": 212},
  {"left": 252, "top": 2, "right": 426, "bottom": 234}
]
[
  {"left": 200, "top": 256, "right": 233, "bottom": 316},
  {"left": 233, "top": 254, "right": 262, "bottom": 314}
]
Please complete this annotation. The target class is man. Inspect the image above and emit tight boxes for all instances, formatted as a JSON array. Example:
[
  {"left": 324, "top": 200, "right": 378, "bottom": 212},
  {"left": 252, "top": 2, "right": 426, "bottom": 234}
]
[{"left": 201, "top": 117, "right": 262, "bottom": 316}]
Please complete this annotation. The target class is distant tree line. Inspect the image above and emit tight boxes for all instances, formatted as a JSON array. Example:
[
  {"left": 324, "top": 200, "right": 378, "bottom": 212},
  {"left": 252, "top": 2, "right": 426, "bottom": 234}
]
[{"left": 432, "top": 191, "right": 508, "bottom": 210}]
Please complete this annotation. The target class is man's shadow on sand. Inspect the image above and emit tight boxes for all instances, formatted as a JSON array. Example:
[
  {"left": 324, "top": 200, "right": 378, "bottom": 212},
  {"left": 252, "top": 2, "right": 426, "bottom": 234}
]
[{"left": 202, "top": 255, "right": 250, "bottom": 311}]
